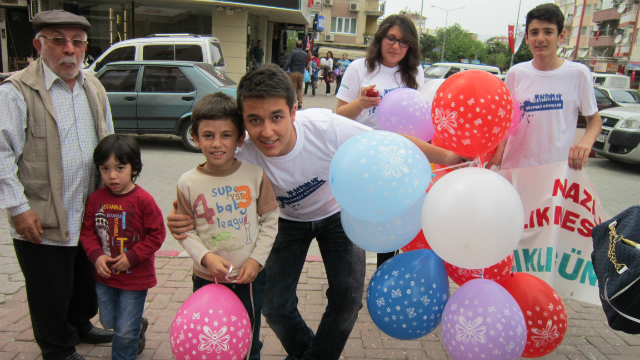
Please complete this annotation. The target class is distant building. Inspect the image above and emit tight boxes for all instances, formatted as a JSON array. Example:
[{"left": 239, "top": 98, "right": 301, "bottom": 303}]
[{"left": 398, "top": 10, "right": 428, "bottom": 34}]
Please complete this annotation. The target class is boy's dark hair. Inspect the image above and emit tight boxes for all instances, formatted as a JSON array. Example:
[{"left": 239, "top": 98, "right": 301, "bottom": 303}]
[
  {"left": 93, "top": 134, "right": 142, "bottom": 182},
  {"left": 526, "top": 3, "right": 564, "bottom": 35},
  {"left": 237, "top": 63, "right": 295, "bottom": 114},
  {"left": 191, "top": 92, "right": 244, "bottom": 137}
]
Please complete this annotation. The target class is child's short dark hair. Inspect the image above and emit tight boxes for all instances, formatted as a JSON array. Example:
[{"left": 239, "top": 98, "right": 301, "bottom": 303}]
[
  {"left": 191, "top": 93, "right": 244, "bottom": 137},
  {"left": 526, "top": 3, "right": 564, "bottom": 35},
  {"left": 93, "top": 134, "right": 143, "bottom": 182},
  {"left": 237, "top": 63, "right": 295, "bottom": 115}
]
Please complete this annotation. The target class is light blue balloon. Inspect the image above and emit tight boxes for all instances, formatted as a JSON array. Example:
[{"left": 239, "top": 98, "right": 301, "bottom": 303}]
[
  {"left": 341, "top": 194, "right": 425, "bottom": 253},
  {"left": 330, "top": 130, "right": 431, "bottom": 221},
  {"left": 367, "top": 250, "right": 449, "bottom": 340}
]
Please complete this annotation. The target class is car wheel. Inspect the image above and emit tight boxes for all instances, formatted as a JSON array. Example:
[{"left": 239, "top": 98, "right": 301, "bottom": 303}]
[{"left": 181, "top": 121, "right": 201, "bottom": 153}]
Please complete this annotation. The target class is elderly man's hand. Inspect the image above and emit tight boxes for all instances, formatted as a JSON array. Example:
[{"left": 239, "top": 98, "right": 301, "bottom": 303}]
[{"left": 12, "top": 210, "right": 43, "bottom": 244}]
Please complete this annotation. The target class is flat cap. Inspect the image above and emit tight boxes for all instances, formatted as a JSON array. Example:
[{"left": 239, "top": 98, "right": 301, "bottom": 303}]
[{"left": 33, "top": 10, "right": 91, "bottom": 33}]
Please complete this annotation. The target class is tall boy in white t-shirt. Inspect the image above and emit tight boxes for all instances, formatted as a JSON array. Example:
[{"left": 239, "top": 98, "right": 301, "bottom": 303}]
[
  {"left": 487, "top": 3, "right": 602, "bottom": 170},
  {"left": 167, "top": 64, "right": 462, "bottom": 360}
]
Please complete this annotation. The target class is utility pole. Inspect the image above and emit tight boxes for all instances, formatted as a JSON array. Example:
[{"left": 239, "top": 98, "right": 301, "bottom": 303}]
[
  {"left": 419, "top": 1, "right": 424, "bottom": 39},
  {"left": 431, "top": 6, "right": 464, "bottom": 62}
]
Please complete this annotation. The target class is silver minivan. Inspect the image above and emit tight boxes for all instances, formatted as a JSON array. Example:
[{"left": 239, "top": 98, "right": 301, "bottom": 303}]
[{"left": 85, "top": 34, "right": 226, "bottom": 75}]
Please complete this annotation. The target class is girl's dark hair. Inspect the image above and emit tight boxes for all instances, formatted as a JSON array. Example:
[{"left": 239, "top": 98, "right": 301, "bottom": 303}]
[
  {"left": 365, "top": 14, "right": 421, "bottom": 90},
  {"left": 93, "top": 134, "right": 142, "bottom": 183},
  {"left": 526, "top": 3, "right": 565, "bottom": 34},
  {"left": 327, "top": 51, "right": 333, "bottom": 59}
]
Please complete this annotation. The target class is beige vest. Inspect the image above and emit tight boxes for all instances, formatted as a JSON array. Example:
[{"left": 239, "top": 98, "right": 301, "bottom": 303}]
[{"left": 6, "top": 58, "right": 109, "bottom": 242}]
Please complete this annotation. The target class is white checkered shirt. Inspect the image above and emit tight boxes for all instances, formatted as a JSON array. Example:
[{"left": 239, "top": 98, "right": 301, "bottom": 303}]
[{"left": 0, "top": 63, "right": 114, "bottom": 246}]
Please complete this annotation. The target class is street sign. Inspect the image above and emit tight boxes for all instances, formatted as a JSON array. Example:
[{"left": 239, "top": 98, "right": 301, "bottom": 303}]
[
  {"left": 434, "top": 48, "right": 441, "bottom": 52},
  {"left": 313, "top": 14, "right": 325, "bottom": 31}
]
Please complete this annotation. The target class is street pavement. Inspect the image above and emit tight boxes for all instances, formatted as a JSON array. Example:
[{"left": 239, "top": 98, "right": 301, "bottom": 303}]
[{"left": 0, "top": 93, "right": 639, "bottom": 359}]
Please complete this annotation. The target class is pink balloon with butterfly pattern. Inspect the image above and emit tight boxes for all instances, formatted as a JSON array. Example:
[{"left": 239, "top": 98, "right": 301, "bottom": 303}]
[{"left": 170, "top": 284, "right": 251, "bottom": 360}]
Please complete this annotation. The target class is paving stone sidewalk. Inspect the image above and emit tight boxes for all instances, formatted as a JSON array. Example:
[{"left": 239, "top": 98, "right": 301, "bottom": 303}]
[{"left": 0, "top": 257, "right": 639, "bottom": 360}]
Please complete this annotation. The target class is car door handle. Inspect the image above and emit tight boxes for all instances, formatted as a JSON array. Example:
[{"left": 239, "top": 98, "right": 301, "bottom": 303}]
[
  {"left": 182, "top": 96, "right": 195, "bottom": 101},
  {"left": 124, "top": 96, "right": 136, "bottom": 101}
]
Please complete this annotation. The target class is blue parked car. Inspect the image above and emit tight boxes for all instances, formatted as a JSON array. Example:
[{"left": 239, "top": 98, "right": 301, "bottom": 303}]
[{"left": 95, "top": 61, "right": 237, "bottom": 152}]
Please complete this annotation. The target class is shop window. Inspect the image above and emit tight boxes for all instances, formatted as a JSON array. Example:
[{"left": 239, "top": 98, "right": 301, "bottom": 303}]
[
  {"left": 141, "top": 66, "right": 195, "bottom": 93},
  {"left": 98, "top": 68, "right": 139, "bottom": 92}
]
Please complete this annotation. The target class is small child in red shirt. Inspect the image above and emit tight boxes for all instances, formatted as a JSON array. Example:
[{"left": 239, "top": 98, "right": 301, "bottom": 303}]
[{"left": 80, "top": 134, "right": 165, "bottom": 360}]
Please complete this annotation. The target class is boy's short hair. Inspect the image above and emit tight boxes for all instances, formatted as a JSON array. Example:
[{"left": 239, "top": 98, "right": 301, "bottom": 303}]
[
  {"left": 237, "top": 63, "right": 295, "bottom": 114},
  {"left": 93, "top": 134, "right": 143, "bottom": 182},
  {"left": 191, "top": 93, "right": 244, "bottom": 137},
  {"left": 526, "top": 3, "right": 564, "bottom": 34}
]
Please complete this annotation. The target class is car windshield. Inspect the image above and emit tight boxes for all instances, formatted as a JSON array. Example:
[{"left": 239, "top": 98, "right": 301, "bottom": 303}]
[
  {"left": 610, "top": 90, "right": 640, "bottom": 104},
  {"left": 623, "top": 90, "right": 640, "bottom": 103},
  {"left": 425, "top": 65, "right": 450, "bottom": 79},
  {"left": 195, "top": 63, "right": 236, "bottom": 87}
]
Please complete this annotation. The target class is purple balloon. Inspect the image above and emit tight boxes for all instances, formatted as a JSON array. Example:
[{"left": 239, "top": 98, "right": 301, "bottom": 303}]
[
  {"left": 377, "top": 88, "right": 435, "bottom": 142},
  {"left": 441, "top": 279, "right": 526, "bottom": 360}
]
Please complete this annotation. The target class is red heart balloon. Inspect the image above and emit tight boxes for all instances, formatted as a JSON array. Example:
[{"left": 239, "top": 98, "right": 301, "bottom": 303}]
[
  {"left": 444, "top": 254, "right": 514, "bottom": 286},
  {"left": 431, "top": 70, "right": 513, "bottom": 157},
  {"left": 497, "top": 273, "right": 568, "bottom": 358}
]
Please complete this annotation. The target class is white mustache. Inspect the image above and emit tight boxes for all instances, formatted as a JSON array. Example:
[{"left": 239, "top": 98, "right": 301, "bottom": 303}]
[{"left": 58, "top": 57, "right": 77, "bottom": 65}]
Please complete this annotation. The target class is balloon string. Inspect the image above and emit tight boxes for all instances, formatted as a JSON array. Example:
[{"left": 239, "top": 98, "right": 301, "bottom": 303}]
[{"left": 432, "top": 156, "right": 483, "bottom": 173}]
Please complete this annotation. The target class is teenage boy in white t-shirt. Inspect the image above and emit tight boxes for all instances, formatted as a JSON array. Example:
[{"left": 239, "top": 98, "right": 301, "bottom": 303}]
[
  {"left": 487, "top": 3, "right": 602, "bottom": 171},
  {"left": 167, "top": 64, "right": 462, "bottom": 360}
]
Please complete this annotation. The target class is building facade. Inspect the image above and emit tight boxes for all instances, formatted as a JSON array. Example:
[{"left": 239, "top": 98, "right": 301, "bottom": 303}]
[{"left": 556, "top": 0, "right": 640, "bottom": 87}]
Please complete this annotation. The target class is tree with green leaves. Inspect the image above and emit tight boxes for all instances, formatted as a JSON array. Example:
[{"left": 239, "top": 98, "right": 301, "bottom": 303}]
[
  {"left": 419, "top": 34, "right": 440, "bottom": 64},
  {"left": 434, "top": 23, "right": 486, "bottom": 63}
]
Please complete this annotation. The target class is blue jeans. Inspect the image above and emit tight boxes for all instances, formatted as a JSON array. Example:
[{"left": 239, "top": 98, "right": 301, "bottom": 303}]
[
  {"left": 262, "top": 212, "right": 366, "bottom": 360},
  {"left": 192, "top": 270, "right": 266, "bottom": 360},
  {"left": 95, "top": 282, "right": 147, "bottom": 360}
]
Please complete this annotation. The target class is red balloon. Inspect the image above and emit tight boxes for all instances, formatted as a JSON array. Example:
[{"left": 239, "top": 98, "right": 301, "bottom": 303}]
[
  {"left": 431, "top": 70, "right": 513, "bottom": 157},
  {"left": 444, "top": 254, "right": 513, "bottom": 286},
  {"left": 400, "top": 230, "right": 431, "bottom": 252},
  {"left": 497, "top": 273, "right": 568, "bottom": 358}
]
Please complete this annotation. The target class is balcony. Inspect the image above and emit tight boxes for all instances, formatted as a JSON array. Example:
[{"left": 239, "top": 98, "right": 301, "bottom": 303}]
[
  {"left": 364, "top": 33, "right": 375, "bottom": 45},
  {"left": 365, "top": 0, "right": 384, "bottom": 17},
  {"left": 589, "top": 29, "right": 618, "bottom": 47},
  {"left": 615, "top": 46, "right": 631, "bottom": 56},
  {"left": 592, "top": 8, "right": 622, "bottom": 23},
  {"left": 619, "top": 11, "right": 637, "bottom": 27}
]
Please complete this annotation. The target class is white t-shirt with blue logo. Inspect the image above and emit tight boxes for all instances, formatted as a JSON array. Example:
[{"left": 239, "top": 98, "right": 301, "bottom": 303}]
[
  {"left": 501, "top": 60, "right": 598, "bottom": 170},
  {"left": 236, "top": 109, "right": 371, "bottom": 222},
  {"left": 336, "top": 58, "right": 425, "bottom": 129}
]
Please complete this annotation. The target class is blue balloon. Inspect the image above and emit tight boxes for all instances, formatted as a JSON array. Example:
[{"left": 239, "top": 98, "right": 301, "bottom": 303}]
[
  {"left": 367, "top": 250, "right": 449, "bottom": 340},
  {"left": 341, "top": 194, "right": 425, "bottom": 253},
  {"left": 329, "top": 130, "right": 431, "bottom": 221}
]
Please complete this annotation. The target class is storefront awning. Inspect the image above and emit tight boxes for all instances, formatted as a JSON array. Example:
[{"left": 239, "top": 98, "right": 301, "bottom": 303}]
[{"left": 317, "top": 46, "right": 368, "bottom": 60}]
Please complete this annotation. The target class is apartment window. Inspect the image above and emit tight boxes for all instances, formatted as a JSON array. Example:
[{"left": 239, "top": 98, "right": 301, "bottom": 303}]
[
  {"left": 584, "top": 5, "right": 591, "bottom": 15},
  {"left": 636, "top": 29, "right": 640, "bottom": 44},
  {"left": 330, "top": 17, "right": 357, "bottom": 34},
  {"left": 581, "top": 26, "right": 588, "bottom": 36},
  {"left": 573, "top": 26, "right": 579, "bottom": 36},
  {"left": 576, "top": 5, "right": 582, "bottom": 15}
]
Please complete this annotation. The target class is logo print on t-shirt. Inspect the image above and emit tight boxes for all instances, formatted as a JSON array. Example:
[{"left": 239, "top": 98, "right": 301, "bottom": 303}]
[
  {"left": 276, "top": 177, "right": 326, "bottom": 210},
  {"left": 523, "top": 93, "right": 563, "bottom": 113}
]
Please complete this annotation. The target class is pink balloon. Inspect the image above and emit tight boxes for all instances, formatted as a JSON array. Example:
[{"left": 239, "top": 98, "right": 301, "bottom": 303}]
[
  {"left": 377, "top": 88, "right": 435, "bottom": 142},
  {"left": 170, "top": 284, "right": 252, "bottom": 360},
  {"left": 504, "top": 98, "right": 522, "bottom": 138}
]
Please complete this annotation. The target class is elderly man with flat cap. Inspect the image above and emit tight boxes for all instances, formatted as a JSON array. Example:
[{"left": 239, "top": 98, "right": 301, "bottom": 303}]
[{"left": 0, "top": 10, "right": 114, "bottom": 360}]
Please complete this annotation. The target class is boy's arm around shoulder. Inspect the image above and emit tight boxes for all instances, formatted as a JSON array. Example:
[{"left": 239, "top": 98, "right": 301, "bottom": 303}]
[
  {"left": 124, "top": 189, "right": 166, "bottom": 268},
  {"left": 79, "top": 192, "right": 109, "bottom": 264},
  {"left": 248, "top": 170, "right": 280, "bottom": 267},
  {"left": 175, "top": 183, "right": 216, "bottom": 268}
]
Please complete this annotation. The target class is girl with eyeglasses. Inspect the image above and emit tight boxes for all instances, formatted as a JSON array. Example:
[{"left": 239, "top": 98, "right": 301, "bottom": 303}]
[
  {"left": 335, "top": 14, "right": 423, "bottom": 129},
  {"left": 335, "top": 14, "right": 424, "bottom": 268}
]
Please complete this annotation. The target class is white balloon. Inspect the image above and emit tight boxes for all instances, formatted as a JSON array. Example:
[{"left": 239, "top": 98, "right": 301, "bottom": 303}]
[
  {"left": 320, "top": 57, "right": 327, "bottom": 66},
  {"left": 418, "top": 79, "right": 446, "bottom": 101},
  {"left": 422, "top": 167, "right": 524, "bottom": 269}
]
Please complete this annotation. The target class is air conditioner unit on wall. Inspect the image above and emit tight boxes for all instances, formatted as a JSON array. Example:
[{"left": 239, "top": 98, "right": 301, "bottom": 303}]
[
  {"left": 350, "top": 2, "right": 359, "bottom": 11},
  {"left": 324, "top": 0, "right": 333, "bottom": 6},
  {"left": 325, "top": 34, "right": 334, "bottom": 41}
]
